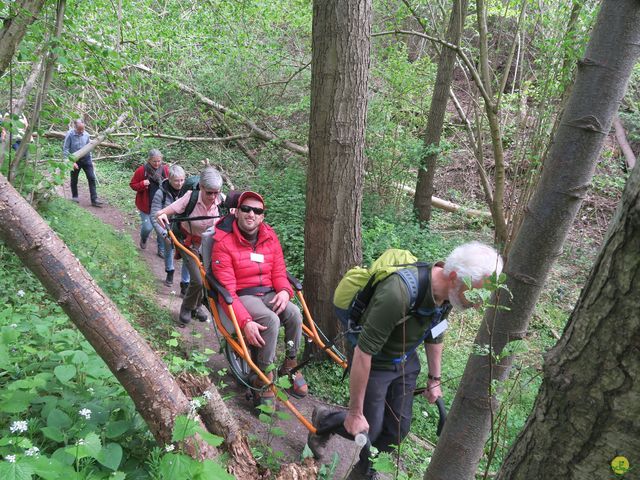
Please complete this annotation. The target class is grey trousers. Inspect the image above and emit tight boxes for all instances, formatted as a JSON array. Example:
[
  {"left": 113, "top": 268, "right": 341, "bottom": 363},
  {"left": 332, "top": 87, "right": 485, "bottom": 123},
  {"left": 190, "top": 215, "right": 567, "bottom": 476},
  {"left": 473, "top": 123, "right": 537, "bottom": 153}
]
[{"left": 239, "top": 291, "right": 302, "bottom": 370}]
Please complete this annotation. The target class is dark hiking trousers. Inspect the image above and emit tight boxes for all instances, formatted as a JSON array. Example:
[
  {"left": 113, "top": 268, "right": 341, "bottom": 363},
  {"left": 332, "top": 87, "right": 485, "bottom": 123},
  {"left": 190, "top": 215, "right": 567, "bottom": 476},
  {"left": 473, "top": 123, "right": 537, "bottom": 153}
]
[
  {"left": 70, "top": 157, "right": 98, "bottom": 203},
  {"left": 314, "top": 352, "right": 421, "bottom": 473}
]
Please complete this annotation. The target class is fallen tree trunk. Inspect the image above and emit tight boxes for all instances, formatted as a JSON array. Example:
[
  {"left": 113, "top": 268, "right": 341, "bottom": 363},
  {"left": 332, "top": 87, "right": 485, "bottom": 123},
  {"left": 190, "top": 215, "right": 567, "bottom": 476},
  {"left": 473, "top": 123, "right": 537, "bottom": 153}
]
[
  {"left": 69, "top": 112, "right": 129, "bottom": 161},
  {"left": 110, "top": 132, "right": 250, "bottom": 143},
  {"left": 400, "top": 183, "right": 492, "bottom": 219},
  {"left": 133, "top": 64, "right": 309, "bottom": 157},
  {"left": 0, "top": 173, "right": 218, "bottom": 459}
]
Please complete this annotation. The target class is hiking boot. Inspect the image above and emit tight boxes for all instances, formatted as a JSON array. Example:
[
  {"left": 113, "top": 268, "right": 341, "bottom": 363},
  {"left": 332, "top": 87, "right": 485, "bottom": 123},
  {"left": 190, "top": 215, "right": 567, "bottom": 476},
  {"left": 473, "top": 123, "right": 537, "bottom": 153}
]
[
  {"left": 279, "top": 357, "right": 308, "bottom": 398},
  {"left": 307, "top": 406, "right": 332, "bottom": 460},
  {"left": 165, "top": 270, "right": 174, "bottom": 286},
  {"left": 71, "top": 197, "right": 79, "bottom": 203},
  {"left": 140, "top": 237, "right": 147, "bottom": 250},
  {"left": 91, "top": 200, "right": 103, "bottom": 208},
  {"left": 251, "top": 372, "right": 276, "bottom": 410},
  {"left": 179, "top": 282, "right": 189, "bottom": 297},
  {"left": 178, "top": 306, "right": 191, "bottom": 326},
  {"left": 191, "top": 305, "right": 209, "bottom": 322}
]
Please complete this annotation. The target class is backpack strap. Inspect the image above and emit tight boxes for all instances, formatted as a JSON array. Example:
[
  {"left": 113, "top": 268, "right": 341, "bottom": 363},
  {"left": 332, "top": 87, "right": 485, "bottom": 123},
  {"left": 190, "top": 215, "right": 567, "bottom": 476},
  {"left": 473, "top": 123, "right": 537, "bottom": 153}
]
[{"left": 184, "top": 189, "right": 199, "bottom": 217}]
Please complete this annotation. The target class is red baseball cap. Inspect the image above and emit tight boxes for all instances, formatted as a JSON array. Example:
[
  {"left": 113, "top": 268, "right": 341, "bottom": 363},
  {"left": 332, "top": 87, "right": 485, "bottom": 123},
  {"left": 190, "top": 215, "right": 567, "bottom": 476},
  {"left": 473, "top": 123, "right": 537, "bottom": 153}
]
[{"left": 238, "top": 191, "right": 265, "bottom": 208}]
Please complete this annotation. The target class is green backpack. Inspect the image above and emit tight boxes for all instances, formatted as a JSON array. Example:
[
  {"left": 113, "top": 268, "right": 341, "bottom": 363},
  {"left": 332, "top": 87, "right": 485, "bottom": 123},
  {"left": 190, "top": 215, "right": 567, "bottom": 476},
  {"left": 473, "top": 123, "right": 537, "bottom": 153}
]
[
  {"left": 334, "top": 249, "right": 430, "bottom": 348},
  {"left": 333, "top": 248, "right": 440, "bottom": 366}
]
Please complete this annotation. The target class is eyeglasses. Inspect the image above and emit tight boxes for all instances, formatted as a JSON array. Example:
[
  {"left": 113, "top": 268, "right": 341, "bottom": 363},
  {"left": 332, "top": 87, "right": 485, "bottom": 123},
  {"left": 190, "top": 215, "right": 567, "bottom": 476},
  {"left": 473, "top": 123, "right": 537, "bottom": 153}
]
[
  {"left": 239, "top": 204, "right": 265, "bottom": 215},
  {"left": 203, "top": 190, "right": 219, "bottom": 196}
]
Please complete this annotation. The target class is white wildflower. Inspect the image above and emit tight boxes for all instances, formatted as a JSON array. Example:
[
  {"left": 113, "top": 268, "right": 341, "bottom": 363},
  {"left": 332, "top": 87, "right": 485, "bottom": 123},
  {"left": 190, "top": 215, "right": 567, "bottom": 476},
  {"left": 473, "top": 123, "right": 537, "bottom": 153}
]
[
  {"left": 165, "top": 444, "right": 175, "bottom": 452},
  {"left": 76, "top": 439, "right": 86, "bottom": 446},
  {"left": 422, "top": 411, "right": 429, "bottom": 418},
  {"left": 122, "top": 274, "right": 127, "bottom": 279},
  {"left": 17, "top": 289, "right": 25, "bottom": 297},
  {"left": 10, "top": 323, "right": 17, "bottom": 328},
  {"left": 202, "top": 390, "right": 212, "bottom": 400},
  {"left": 25, "top": 446, "right": 40, "bottom": 457},
  {"left": 87, "top": 387, "right": 95, "bottom": 395},
  {"left": 5, "top": 454, "right": 16, "bottom": 463},
  {"left": 10, "top": 420, "right": 28, "bottom": 434},
  {"left": 170, "top": 291, "right": 176, "bottom": 295},
  {"left": 286, "top": 340, "right": 294, "bottom": 349},
  {"left": 79, "top": 408, "right": 92, "bottom": 420},
  {"left": 189, "top": 398, "right": 202, "bottom": 412}
]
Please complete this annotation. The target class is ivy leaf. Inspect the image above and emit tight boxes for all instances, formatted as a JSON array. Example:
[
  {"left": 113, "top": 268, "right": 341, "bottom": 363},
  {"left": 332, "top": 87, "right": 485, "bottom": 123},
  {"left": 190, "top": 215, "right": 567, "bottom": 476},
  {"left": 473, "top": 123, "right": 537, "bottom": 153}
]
[
  {"left": 198, "top": 459, "right": 234, "bottom": 480},
  {"left": 96, "top": 442, "right": 123, "bottom": 471},
  {"left": 0, "top": 390, "right": 36, "bottom": 413},
  {"left": 105, "top": 420, "right": 131, "bottom": 439},
  {"left": 159, "top": 453, "right": 199, "bottom": 479},
  {"left": 0, "top": 459, "right": 34, "bottom": 480},
  {"left": 47, "top": 409, "right": 72, "bottom": 430},
  {"left": 28, "top": 455, "right": 75, "bottom": 480},
  {"left": 195, "top": 426, "right": 224, "bottom": 447},
  {"left": 171, "top": 415, "right": 198, "bottom": 442},
  {"left": 53, "top": 365, "right": 76, "bottom": 384}
]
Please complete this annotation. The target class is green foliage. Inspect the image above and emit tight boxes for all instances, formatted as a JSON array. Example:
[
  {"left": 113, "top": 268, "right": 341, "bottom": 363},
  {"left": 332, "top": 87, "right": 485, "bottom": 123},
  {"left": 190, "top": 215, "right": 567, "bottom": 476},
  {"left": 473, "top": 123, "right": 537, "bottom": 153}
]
[{"left": 0, "top": 245, "right": 155, "bottom": 479}]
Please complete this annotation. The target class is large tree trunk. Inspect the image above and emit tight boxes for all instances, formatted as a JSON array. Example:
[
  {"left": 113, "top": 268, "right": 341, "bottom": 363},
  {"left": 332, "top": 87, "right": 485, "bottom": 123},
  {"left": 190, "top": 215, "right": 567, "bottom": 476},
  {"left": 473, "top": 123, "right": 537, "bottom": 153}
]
[
  {"left": 0, "top": 0, "right": 47, "bottom": 77},
  {"left": 304, "top": 0, "right": 371, "bottom": 342},
  {"left": 497, "top": 132, "right": 640, "bottom": 480},
  {"left": 425, "top": 2, "right": 640, "bottom": 478},
  {"left": 0, "top": 173, "right": 220, "bottom": 459},
  {"left": 413, "top": 0, "right": 469, "bottom": 223}
]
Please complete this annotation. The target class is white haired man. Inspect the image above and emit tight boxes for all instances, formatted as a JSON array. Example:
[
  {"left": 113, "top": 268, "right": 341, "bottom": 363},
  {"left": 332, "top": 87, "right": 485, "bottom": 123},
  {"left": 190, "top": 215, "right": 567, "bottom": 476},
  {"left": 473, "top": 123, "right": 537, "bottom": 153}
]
[{"left": 309, "top": 242, "right": 503, "bottom": 480}]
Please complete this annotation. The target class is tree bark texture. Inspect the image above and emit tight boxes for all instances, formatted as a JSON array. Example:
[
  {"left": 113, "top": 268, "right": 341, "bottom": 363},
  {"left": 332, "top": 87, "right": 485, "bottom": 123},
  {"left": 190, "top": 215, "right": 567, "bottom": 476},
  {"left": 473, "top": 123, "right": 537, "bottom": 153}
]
[
  {"left": 0, "top": 174, "right": 218, "bottom": 460},
  {"left": 414, "top": 0, "right": 469, "bottom": 223},
  {"left": 426, "top": 2, "right": 640, "bottom": 479},
  {"left": 304, "top": 0, "right": 371, "bottom": 342},
  {"left": 497, "top": 126, "right": 640, "bottom": 480},
  {"left": 0, "top": 0, "right": 46, "bottom": 77}
]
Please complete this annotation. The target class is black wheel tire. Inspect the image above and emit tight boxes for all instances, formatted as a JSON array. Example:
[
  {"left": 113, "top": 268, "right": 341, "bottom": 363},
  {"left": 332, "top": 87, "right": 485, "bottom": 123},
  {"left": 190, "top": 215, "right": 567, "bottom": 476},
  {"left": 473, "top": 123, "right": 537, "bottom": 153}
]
[{"left": 223, "top": 342, "right": 252, "bottom": 385}]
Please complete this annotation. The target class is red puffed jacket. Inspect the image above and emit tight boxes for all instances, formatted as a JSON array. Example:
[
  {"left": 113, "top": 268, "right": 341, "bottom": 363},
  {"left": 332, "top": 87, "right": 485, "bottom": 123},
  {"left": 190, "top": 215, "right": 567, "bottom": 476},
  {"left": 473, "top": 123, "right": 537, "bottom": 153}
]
[
  {"left": 129, "top": 164, "right": 169, "bottom": 214},
  {"left": 211, "top": 219, "right": 293, "bottom": 329}
]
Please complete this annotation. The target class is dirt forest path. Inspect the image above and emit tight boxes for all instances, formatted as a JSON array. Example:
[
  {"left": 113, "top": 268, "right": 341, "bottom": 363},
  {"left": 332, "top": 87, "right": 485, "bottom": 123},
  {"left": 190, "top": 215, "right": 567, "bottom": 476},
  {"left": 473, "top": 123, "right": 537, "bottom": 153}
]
[{"left": 59, "top": 181, "right": 361, "bottom": 479}]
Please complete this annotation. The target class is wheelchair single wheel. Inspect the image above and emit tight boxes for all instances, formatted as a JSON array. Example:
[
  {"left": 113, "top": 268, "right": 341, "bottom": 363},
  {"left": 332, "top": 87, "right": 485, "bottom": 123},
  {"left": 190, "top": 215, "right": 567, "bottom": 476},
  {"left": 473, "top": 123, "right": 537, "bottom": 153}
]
[{"left": 223, "top": 342, "right": 252, "bottom": 386}]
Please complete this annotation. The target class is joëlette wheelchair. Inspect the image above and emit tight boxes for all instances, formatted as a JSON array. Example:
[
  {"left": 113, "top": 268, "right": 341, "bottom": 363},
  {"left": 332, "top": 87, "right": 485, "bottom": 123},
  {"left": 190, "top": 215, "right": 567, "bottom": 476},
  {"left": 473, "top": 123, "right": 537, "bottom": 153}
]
[{"left": 167, "top": 223, "right": 347, "bottom": 434}]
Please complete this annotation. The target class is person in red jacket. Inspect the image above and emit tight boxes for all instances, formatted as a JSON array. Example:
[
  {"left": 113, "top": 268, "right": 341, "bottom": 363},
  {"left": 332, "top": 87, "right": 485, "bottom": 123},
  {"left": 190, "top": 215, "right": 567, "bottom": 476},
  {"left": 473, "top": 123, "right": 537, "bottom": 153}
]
[
  {"left": 130, "top": 149, "right": 169, "bottom": 257},
  {"left": 211, "top": 191, "right": 308, "bottom": 406}
]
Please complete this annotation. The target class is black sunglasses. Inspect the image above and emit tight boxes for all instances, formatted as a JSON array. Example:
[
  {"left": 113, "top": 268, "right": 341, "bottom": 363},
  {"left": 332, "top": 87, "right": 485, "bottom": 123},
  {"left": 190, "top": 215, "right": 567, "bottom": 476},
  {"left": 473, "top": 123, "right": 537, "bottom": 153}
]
[{"left": 239, "top": 204, "right": 265, "bottom": 215}]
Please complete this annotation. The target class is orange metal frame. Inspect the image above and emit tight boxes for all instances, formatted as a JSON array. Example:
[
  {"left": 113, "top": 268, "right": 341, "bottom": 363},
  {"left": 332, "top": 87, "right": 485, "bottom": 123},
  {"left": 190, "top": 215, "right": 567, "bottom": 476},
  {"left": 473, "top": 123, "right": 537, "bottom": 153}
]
[{"left": 168, "top": 231, "right": 347, "bottom": 434}]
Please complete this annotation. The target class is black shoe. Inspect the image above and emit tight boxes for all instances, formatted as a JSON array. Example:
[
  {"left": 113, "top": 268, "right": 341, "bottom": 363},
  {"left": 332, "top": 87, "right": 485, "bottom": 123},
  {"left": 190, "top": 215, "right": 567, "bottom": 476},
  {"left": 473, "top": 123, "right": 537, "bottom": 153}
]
[
  {"left": 165, "top": 270, "right": 174, "bottom": 286},
  {"left": 71, "top": 197, "right": 79, "bottom": 203},
  {"left": 91, "top": 200, "right": 103, "bottom": 208},
  {"left": 179, "top": 282, "right": 189, "bottom": 297},
  {"left": 179, "top": 307, "right": 191, "bottom": 326},
  {"left": 140, "top": 238, "right": 147, "bottom": 250},
  {"left": 192, "top": 306, "right": 209, "bottom": 322},
  {"left": 307, "top": 406, "right": 332, "bottom": 460}
]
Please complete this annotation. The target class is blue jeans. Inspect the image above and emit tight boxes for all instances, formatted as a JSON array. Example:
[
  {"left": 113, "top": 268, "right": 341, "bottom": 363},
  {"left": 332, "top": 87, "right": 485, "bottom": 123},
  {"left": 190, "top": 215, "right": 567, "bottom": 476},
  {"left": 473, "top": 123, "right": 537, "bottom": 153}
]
[{"left": 139, "top": 212, "right": 164, "bottom": 252}]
